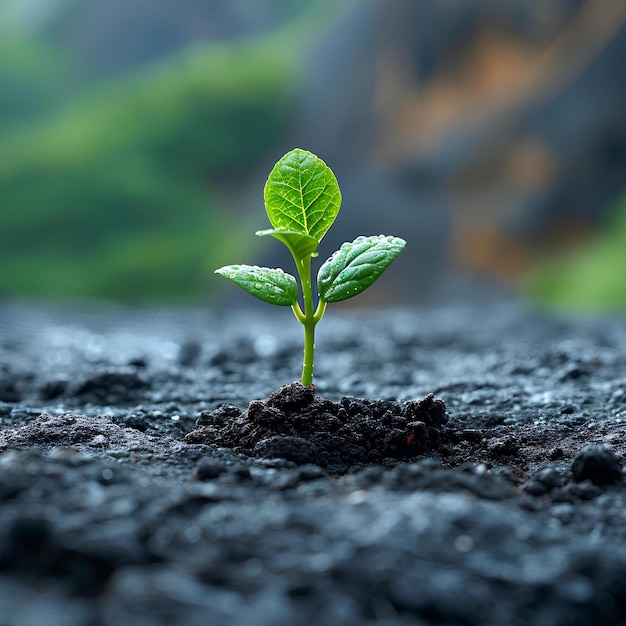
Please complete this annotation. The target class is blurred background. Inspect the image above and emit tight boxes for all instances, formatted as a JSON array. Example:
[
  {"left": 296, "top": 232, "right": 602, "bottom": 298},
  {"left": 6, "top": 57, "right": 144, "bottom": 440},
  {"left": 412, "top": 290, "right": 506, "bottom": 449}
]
[{"left": 0, "top": 0, "right": 625, "bottom": 310}]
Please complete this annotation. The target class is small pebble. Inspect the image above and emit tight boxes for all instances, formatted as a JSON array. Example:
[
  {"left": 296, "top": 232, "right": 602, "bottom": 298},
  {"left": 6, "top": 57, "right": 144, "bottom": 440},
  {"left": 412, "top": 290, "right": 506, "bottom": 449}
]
[
  {"left": 297, "top": 465, "right": 327, "bottom": 482},
  {"left": 195, "top": 459, "right": 227, "bottom": 481},
  {"left": 523, "top": 480, "right": 548, "bottom": 497},
  {"left": 572, "top": 445, "right": 622, "bottom": 486},
  {"left": 231, "top": 464, "right": 252, "bottom": 481},
  {"left": 568, "top": 480, "right": 603, "bottom": 500},
  {"left": 535, "top": 467, "right": 563, "bottom": 491}
]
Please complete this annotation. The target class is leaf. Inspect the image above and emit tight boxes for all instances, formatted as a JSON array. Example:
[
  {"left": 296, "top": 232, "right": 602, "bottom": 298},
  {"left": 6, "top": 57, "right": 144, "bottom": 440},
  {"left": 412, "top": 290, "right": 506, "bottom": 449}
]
[
  {"left": 255, "top": 227, "right": 319, "bottom": 259},
  {"left": 317, "top": 235, "right": 406, "bottom": 303},
  {"left": 215, "top": 264, "right": 298, "bottom": 306},
  {"left": 264, "top": 148, "right": 341, "bottom": 243}
]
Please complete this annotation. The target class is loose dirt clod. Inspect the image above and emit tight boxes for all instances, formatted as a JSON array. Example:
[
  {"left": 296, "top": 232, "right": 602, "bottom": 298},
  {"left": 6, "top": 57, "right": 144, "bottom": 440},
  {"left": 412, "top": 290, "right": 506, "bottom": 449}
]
[{"left": 184, "top": 383, "right": 448, "bottom": 473}]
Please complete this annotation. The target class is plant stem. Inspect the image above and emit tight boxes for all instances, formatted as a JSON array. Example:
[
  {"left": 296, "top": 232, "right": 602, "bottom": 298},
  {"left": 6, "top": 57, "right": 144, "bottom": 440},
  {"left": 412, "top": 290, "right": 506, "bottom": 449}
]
[
  {"left": 293, "top": 255, "right": 325, "bottom": 387},
  {"left": 299, "top": 255, "right": 315, "bottom": 386},
  {"left": 301, "top": 312, "right": 316, "bottom": 387}
]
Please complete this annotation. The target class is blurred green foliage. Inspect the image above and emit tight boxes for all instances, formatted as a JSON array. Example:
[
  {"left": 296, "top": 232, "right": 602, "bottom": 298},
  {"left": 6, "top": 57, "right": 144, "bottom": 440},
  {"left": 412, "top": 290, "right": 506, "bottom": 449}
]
[
  {"left": 529, "top": 195, "right": 626, "bottom": 311},
  {"left": 0, "top": 0, "right": 350, "bottom": 303},
  {"left": 0, "top": 36, "right": 74, "bottom": 130},
  {"left": 0, "top": 36, "right": 295, "bottom": 302}
]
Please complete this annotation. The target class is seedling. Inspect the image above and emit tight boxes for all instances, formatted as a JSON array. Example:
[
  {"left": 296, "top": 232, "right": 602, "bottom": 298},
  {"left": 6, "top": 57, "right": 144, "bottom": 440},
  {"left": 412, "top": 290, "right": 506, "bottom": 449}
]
[{"left": 215, "top": 148, "right": 406, "bottom": 386}]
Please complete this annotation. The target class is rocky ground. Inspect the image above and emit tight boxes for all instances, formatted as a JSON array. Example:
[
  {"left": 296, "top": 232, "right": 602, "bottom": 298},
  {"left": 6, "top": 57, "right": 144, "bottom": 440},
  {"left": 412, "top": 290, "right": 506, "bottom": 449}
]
[{"left": 1, "top": 300, "right": 626, "bottom": 625}]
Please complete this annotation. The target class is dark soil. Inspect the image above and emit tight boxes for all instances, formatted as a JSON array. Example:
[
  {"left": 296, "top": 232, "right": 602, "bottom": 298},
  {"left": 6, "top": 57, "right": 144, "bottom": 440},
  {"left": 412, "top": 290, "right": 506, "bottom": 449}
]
[
  {"left": 185, "top": 384, "right": 447, "bottom": 473},
  {"left": 1, "top": 300, "right": 626, "bottom": 625}
]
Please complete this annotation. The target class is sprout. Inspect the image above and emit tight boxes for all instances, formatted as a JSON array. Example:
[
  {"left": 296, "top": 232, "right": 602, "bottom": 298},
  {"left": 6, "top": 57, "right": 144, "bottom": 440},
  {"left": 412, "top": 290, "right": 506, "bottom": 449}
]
[{"left": 215, "top": 148, "right": 405, "bottom": 386}]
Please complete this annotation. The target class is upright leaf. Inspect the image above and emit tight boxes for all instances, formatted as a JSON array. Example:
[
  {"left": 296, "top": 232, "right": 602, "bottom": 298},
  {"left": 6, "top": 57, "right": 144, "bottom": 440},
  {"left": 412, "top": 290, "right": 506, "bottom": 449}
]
[
  {"left": 318, "top": 235, "right": 406, "bottom": 303},
  {"left": 264, "top": 148, "right": 341, "bottom": 244},
  {"left": 215, "top": 264, "right": 298, "bottom": 306}
]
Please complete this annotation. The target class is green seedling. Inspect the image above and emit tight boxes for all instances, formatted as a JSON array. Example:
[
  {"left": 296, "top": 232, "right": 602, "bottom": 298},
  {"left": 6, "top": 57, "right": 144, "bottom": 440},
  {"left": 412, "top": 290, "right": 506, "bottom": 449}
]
[{"left": 215, "top": 148, "right": 406, "bottom": 386}]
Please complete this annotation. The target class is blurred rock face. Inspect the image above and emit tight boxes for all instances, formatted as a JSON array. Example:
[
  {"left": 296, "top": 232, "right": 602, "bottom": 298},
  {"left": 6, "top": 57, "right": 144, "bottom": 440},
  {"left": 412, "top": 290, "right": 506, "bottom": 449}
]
[{"left": 286, "top": 0, "right": 626, "bottom": 299}]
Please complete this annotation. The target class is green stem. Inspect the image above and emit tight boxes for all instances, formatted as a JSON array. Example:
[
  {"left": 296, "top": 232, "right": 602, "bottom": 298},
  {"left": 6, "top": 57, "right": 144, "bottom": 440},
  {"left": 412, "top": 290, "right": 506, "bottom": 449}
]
[
  {"left": 314, "top": 298, "right": 327, "bottom": 323},
  {"left": 291, "top": 301, "right": 305, "bottom": 324},
  {"left": 302, "top": 312, "right": 316, "bottom": 387},
  {"left": 292, "top": 254, "right": 326, "bottom": 387}
]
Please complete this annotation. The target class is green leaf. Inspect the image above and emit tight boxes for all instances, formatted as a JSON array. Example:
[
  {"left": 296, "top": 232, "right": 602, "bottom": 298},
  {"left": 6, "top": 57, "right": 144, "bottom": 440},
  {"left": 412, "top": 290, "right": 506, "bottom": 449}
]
[
  {"left": 255, "top": 227, "right": 319, "bottom": 259},
  {"left": 318, "top": 235, "right": 406, "bottom": 303},
  {"left": 263, "top": 148, "right": 341, "bottom": 243},
  {"left": 255, "top": 228, "right": 318, "bottom": 259},
  {"left": 215, "top": 264, "right": 298, "bottom": 306}
]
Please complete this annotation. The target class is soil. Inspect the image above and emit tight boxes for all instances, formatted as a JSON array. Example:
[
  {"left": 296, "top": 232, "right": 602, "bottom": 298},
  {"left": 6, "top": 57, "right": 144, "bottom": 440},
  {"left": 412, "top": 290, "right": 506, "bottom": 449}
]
[{"left": 1, "top": 300, "right": 626, "bottom": 625}]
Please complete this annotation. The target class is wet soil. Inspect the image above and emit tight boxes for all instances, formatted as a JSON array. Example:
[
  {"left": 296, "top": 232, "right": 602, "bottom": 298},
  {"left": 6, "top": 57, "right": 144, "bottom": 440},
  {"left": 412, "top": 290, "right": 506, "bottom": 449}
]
[{"left": 1, "top": 301, "right": 626, "bottom": 625}]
